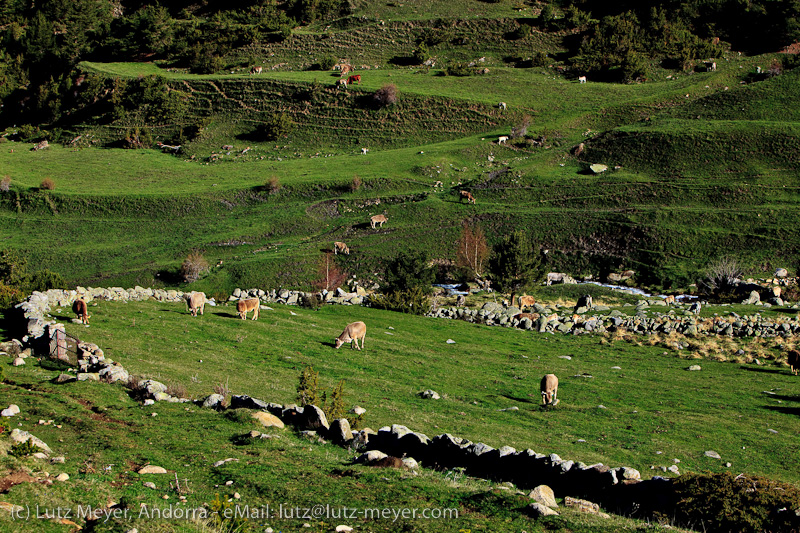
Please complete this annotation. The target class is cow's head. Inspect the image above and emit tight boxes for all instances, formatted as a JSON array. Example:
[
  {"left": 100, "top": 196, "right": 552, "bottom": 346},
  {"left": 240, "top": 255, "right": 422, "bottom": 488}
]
[{"left": 334, "top": 338, "right": 344, "bottom": 349}]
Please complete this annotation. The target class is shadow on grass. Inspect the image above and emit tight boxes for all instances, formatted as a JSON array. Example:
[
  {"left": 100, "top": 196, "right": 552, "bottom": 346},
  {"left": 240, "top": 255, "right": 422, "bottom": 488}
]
[
  {"left": 764, "top": 405, "right": 800, "bottom": 416},
  {"left": 739, "top": 366, "right": 786, "bottom": 375},
  {"left": 212, "top": 311, "right": 241, "bottom": 320}
]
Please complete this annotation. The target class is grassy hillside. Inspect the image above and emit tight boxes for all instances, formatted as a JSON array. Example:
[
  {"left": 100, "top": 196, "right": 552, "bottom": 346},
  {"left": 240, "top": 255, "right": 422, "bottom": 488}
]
[
  {"left": 1, "top": 300, "right": 797, "bottom": 531},
  {"left": 0, "top": 2, "right": 798, "bottom": 292}
]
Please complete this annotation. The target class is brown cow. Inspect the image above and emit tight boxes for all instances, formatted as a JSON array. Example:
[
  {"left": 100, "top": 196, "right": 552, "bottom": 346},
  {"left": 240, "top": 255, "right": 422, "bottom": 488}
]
[
  {"left": 540, "top": 374, "right": 559, "bottom": 406},
  {"left": 185, "top": 291, "right": 206, "bottom": 316},
  {"left": 370, "top": 214, "right": 387, "bottom": 229},
  {"left": 518, "top": 295, "right": 536, "bottom": 309},
  {"left": 664, "top": 295, "right": 676, "bottom": 305},
  {"left": 334, "top": 321, "right": 366, "bottom": 350},
  {"left": 513, "top": 312, "right": 539, "bottom": 321},
  {"left": 334, "top": 241, "right": 350, "bottom": 255},
  {"left": 72, "top": 298, "right": 90, "bottom": 324},
  {"left": 251, "top": 66, "right": 263, "bottom": 74},
  {"left": 347, "top": 74, "right": 361, "bottom": 85},
  {"left": 236, "top": 298, "right": 260, "bottom": 320},
  {"left": 459, "top": 190, "right": 475, "bottom": 204},
  {"left": 788, "top": 350, "right": 800, "bottom": 375}
]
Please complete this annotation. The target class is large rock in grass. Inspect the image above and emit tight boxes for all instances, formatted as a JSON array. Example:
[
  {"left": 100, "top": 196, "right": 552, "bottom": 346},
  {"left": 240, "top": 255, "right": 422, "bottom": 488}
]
[
  {"left": 329, "top": 418, "right": 353, "bottom": 444},
  {"left": 10, "top": 429, "right": 52, "bottom": 454},
  {"left": 528, "top": 502, "right": 559, "bottom": 517},
  {"left": 302, "top": 405, "right": 329, "bottom": 431},
  {"left": 231, "top": 395, "right": 269, "bottom": 410},
  {"left": 252, "top": 411, "right": 285, "bottom": 429},
  {"left": 529, "top": 485, "right": 557, "bottom": 508}
]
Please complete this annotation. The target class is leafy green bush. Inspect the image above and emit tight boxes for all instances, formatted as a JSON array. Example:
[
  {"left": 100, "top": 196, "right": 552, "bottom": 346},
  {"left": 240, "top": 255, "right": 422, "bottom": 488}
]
[
  {"left": 385, "top": 251, "right": 435, "bottom": 293},
  {"left": 9, "top": 438, "right": 42, "bottom": 457},
  {"left": 316, "top": 55, "right": 337, "bottom": 71},
  {"left": 368, "top": 287, "right": 431, "bottom": 315},
  {"left": 671, "top": 472, "right": 800, "bottom": 533},
  {"left": 256, "top": 113, "right": 294, "bottom": 141},
  {"left": 444, "top": 63, "right": 475, "bottom": 77}
]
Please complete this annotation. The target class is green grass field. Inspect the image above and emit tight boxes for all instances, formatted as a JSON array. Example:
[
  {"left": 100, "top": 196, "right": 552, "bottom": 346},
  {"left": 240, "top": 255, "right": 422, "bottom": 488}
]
[{"left": 2, "top": 299, "right": 798, "bottom": 531}]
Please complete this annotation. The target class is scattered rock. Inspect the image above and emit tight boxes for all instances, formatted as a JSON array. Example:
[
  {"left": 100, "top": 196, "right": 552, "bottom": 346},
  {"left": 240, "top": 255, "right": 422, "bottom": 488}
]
[
  {"left": 419, "top": 389, "right": 441, "bottom": 400},
  {"left": 10, "top": 429, "right": 51, "bottom": 454},
  {"left": 143, "top": 482, "right": 157, "bottom": 489},
  {"left": 138, "top": 465, "right": 168, "bottom": 474},
  {"left": 529, "top": 485, "right": 557, "bottom": 508},
  {"left": 688, "top": 365, "right": 702, "bottom": 371},
  {"left": 704, "top": 450, "right": 721, "bottom": 459},
  {"left": 528, "top": 502, "right": 559, "bottom": 517},
  {"left": 252, "top": 411, "right": 285, "bottom": 429},
  {"left": 55, "top": 473, "right": 69, "bottom": 482}
]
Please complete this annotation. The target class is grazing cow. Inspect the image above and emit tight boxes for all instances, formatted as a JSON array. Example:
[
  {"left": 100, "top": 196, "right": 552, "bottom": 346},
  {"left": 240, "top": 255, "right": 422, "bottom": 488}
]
[
  {"left": 546, "top": 272, "right": 565, "bottom": 285},
  {"left": 72, "top": 298, "right": 90, "bottom": 325},
  {"left": 689, "top": 302, "right": 702, "bottom": 315},
  {"left": 347, "top": 74, "right": 361, "bottom": 85},
  {"left": 497, "top": 102, "right": 507, "bottom": 111},
  {"left": 370, "top": 214, "right": 387, "bottom": 229},
  {"left": 334, "top": 241, "right": 350, "bottom": 255},
  {"left": 788, "top": 350, "right": 800, "bottom": 375},
  {"left": 338, "top": 64, "right": 354, "bottom": 76},
  {"left": 336, "top": 79, "right": 348, "bottom": 89},
  {"left": 497, "top": 136, "right": 509, "bottom": 144},
  {"left": 185, "top": 291, "right": 206, "bottom": 317},
  {"left": 251, "top": 66, "right": 263, "bottom": 74},
  {"left": 459, "top": 190, "right": 476, "bottom": 204},
  {"left": 236, "top": 298, "right": 260, "bottom": 320},
  {"left": 518, "top": 295, "right": 536, "bottom": 309},
  {"left": 334, "top": 321, "right": 366, "bottom": 350},
  {"left": 664, "top": 295, "right": 676, "bottom": 305},
  {"left": 540, "top": 374, "right": 559, "bottom": 406},
  {"left": 513, "top": 312, "right": 539, "bottom": 321},
  {"left": 578, "top": 76, "right": 587, "bottom": 83}
]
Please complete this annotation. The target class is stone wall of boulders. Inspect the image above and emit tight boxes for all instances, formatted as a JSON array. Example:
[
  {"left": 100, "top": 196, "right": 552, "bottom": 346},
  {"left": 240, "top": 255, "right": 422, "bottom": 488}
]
[{"left": 428, "top": 299, "right": 800, "bottom": 338}]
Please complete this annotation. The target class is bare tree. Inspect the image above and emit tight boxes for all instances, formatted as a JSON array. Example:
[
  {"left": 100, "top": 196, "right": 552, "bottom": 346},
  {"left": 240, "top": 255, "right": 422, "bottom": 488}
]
[
  {"left": 313, "top": 252, "right": 349, "bottom": 292},
  {"left": 701, "top": 256, "right": 743, "bottom": 295},
  {"left": 180, "top": 251, "right": 209, "bottom": 283},
  {"left": 456, "top": 221, "right": 489, "bottom": 280}
]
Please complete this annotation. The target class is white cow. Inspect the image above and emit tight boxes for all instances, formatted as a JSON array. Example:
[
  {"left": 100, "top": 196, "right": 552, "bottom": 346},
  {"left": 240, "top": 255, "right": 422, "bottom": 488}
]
[
  {"left": 185, "top": 291, "right": 206, "bottom": 316},
  {"left": 578, "top": 76, "right": 587, "bottom": 83},
  {"left": 498, "top": 136, "right": 509, "bottom": 144},
  {"left": 334, "top": 321, "right": 366, "bottom": 350},
  {"left": 541, "top": 374, "right": 559, "bottom": 406}
]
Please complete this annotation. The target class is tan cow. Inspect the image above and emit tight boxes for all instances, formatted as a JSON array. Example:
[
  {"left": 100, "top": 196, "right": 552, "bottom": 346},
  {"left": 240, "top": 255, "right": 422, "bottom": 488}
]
[
  {"left": 513, "top": 312, "right": 539, "bottom": 321},
  {"left": 185, "top": 291, "right": 206, "bottom": 316},
  {"left": 251, "top": 66, "right": 263, "bottom": 74},
  {"left": 540, "top": 374, "right": 559, "bottom": 406},
  {"left": 72, "top": 298, "right": 90, "bottom": 325},
  {"left": 370, "top": 214, "right": 387, "bottom": 229},
  {"left": 460, "top": 190, "right": 476, "bottom": 204},
  {"left": 664, "top": 295, "right": 676, "bottom": 305},
  {"left": 518, "top": 295, "right": 536, "bottom": 309},
  {"left": 788, "top": 350, "right": 800, "bottom": 375},
  {"left": 236, "top": 298, "right": 260, "bottom": 320},
  {"left": 334, "top": 321, "right": 366, "bottom": 350},
  {"left": 334, "top": 241, "right": 350, "bottom": 255}
]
